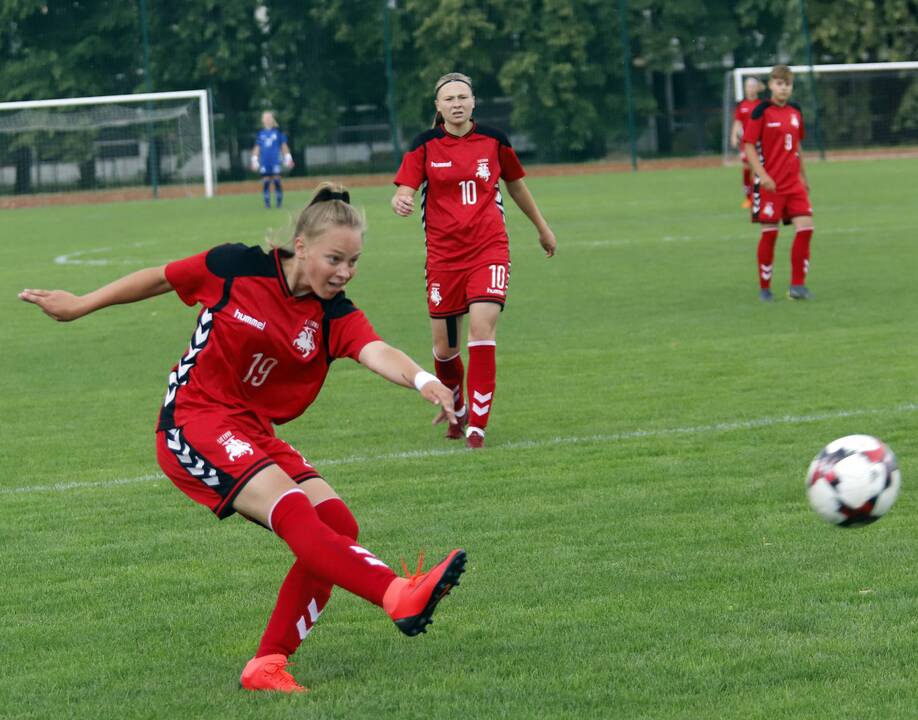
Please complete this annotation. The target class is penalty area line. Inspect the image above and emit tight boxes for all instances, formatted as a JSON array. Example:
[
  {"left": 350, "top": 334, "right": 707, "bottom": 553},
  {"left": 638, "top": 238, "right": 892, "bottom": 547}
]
[{"left": 3, "top": 402, "right": 915, "bottom": 496}]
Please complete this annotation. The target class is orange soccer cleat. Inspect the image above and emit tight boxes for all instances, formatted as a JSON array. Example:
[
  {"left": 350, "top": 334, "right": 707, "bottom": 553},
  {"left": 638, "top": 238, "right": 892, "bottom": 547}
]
[
  {"left": 240, "top": 654, "right": 308, "bottom": 693},
  {"left": 741, "top": 198, "right": 753, "bottom": 209},
  {"left": 383, "top": 549, "right": 467, "bottom": 636}
]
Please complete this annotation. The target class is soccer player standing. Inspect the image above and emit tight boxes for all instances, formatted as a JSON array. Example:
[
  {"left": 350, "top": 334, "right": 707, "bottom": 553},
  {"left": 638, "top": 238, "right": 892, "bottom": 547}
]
[
  {"left": 251, "top": 111, "right": 294, "bottom": 208},
  {"left": 730, "top": 77, "right": 764, "bottom": 209},
  {"left": 744, "top": 65, "right": 814, "bottom": 301},
  {"left": 391, "top": 72, "right": 557, "bottom": 449},
  {"left": 19, "top": 184, "right": 467, "bottom": 693}
]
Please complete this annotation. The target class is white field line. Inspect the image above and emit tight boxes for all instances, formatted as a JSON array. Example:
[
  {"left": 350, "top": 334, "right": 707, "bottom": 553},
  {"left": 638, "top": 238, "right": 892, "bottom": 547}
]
[{"left": 3, "top": 403, "right": 916, "bottom": 496}]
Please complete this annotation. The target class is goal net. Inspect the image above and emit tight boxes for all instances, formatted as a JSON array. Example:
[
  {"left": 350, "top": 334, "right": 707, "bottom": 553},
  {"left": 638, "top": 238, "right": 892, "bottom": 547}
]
[
  {"left": 0, "top": 89, "right": 215, "bottom": 198},
  {"left": 723, "top": 61, "right": 918, "bottom": 162}
]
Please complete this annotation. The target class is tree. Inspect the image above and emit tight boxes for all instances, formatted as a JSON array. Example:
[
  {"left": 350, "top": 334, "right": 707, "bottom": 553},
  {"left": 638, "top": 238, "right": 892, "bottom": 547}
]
[
  {"left": 146, "top": 0, "right": 262, "bottom": 179},
  {"left": 0, "top": 0, "right": 139, "bottom": 191}
]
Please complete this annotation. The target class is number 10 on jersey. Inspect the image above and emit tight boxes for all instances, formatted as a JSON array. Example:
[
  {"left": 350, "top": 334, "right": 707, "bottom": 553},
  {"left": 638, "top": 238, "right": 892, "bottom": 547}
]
[{"left": 459, "top": 180, "right": 477, "bottom": 205}]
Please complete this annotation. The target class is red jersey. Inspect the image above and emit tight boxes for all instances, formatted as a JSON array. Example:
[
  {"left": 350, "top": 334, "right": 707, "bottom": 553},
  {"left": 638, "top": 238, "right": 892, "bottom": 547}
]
[
  {"left": 158, "top": 243, "right": 380, "bottom": 433},
  {"left": 394, "top": 122, "right": 526, "bottom": 270},
  {"left": 733, "top": 99, "right": 758, "bottom": 141},
  {"left": 744, "top": 101, "right": 806, "bottom": 193}
]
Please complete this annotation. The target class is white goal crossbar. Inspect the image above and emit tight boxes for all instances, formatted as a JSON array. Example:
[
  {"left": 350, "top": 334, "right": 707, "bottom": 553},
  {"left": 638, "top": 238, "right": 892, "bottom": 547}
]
[
  {"left": 732, "top": 61, "right": 918, "bottom": 101},
  {"left": 0, "top": 89, "right": 215, "bottom": 197}
]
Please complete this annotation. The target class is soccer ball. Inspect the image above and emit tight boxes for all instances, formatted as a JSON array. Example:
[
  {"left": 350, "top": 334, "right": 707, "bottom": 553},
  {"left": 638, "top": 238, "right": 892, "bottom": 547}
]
[{"left": 806, "top": 435, "right": 901, "bottom": 527}]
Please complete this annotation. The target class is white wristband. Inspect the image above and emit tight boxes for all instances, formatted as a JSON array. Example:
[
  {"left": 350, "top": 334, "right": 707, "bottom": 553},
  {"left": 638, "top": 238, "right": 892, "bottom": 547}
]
[
  {"left": 284, "top": 153, "right": 293, "bottom": 163},
  {"left": 413, "top": 370, "right": 438, "bottom": 391}
]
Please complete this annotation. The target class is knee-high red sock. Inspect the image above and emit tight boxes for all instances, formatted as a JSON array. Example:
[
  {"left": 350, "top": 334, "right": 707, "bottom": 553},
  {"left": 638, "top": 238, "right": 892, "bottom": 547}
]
[
  {"left": 791, "top": 228, "right": 813, "bottom": 285},
  {"left": 256, "top": 498, "right": 360, "bottom": 658},
  {"left": 742, "top": 167, "right": 752, "bottom": 198},
  {"left": 270, "top": 490, "right": 393, "bottom": 607},
  {"left": 467, "top": 341, "right": 496, "bottom": 433},
  {"left": 757, "top": 228, "right": 778, "bottom": 289},
  {"left": 434, "top": 350, "right": 466, "bottom": 415}
]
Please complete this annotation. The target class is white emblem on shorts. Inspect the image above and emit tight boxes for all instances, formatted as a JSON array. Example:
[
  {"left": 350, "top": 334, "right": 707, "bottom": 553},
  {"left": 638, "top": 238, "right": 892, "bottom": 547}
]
[
  {"left": 430, "top": 283, "right": 442, "bottom": 306},
  {"left": 293, "top": 320, "right": 320, "bottom": 358},
  {"left": 218, "top": 432, "right": 253, "bottom": 462},
  {"left": 763, "top": 202, "right": 775, "bottom": 217},
  {"left": 476, "top": 158, "right": 491, "bottom": 182}
]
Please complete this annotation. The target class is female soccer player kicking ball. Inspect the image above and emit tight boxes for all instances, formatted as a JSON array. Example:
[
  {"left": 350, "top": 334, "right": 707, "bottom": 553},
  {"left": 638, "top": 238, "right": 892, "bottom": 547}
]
[
  {"left": 391, "top": 72, "right": 557, "bottom": 448},
  {"left": 743, "top": 65, "right": 815, "bottom": 301},
  {"left": 19, "top": 183, "right": 467, "bottom": 694}
]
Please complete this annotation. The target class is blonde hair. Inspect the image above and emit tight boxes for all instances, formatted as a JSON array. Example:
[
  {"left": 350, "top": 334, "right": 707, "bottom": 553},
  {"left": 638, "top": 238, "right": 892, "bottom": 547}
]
[
  {"left": 269, "top": 182, "right": 366, "bottom": 256},
  {"left": 432, "top": 72, "right": 473, "bottom": 127}
]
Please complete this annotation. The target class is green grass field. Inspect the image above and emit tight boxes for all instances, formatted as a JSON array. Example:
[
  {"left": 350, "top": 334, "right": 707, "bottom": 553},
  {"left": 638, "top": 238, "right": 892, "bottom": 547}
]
[{"left": 2, "top": 158, "right": 918, "bottom": 719}]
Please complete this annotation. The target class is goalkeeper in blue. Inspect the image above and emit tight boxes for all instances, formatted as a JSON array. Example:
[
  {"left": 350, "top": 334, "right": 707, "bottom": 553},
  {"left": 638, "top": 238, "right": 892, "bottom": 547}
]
[{"left": 251, "top": 111, "right": 294, "bottom": 208}]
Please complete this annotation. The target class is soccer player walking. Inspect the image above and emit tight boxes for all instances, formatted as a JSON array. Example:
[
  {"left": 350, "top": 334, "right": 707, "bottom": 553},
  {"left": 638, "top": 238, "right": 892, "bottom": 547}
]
[
  {"left": 19, "top": 183, "right": 466, "bottom": 693},
  {"left": 251, "top": 111, "right": 294, "bottom": 208},
  {"left": 391, "top": 72, "right": 557, "bottom": 449},
  {"left": 730, "top": 77, "right": 764, "bottom": 209},
  {"left": 744, "top": 65, "right": 814, "bottom": 301}
]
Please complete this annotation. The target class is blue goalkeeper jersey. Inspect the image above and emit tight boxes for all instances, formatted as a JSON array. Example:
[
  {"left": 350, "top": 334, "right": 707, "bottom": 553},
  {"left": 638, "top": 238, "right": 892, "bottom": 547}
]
[{"left": 255, "top": 128, "right": 287, "bottom": 167}]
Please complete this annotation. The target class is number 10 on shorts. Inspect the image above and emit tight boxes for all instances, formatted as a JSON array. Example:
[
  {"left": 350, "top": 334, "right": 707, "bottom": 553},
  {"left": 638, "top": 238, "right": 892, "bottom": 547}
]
[{"left": 489, "top": 264, "right": 507, "bottom": 290}]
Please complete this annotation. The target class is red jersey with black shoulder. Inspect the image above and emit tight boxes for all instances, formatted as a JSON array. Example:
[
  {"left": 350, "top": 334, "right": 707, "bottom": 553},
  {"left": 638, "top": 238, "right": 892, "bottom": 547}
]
[
  {"left": 394, "top": 122, "right": 526, "bottom": 270},
  {"left": 734, "top": 99, "right": 758, "bottom": 141},
  {"left": 157, "top": 243, "right": 380, "bottom": 433},
  {"left": 744, "top": 101, "right": 806, "bottom": 193}
]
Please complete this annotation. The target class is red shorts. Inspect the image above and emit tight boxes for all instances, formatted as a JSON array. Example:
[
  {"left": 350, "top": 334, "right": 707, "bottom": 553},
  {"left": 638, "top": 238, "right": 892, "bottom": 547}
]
[
  {"left": 426, "top": 261, "right": 510, "bottom": 318},
  {"left": 156, "top": 414, "right": 321, "bottom": 519},
  {"left": 752, "top": 183, "right": 813, "bottom": 225}
]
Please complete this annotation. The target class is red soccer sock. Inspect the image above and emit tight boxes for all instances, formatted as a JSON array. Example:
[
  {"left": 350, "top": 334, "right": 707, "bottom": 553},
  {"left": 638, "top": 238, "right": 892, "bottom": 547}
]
[
  {"left": 791, "top": 228, "right": 813, "bottom": 286},
  {"left": 757, "top": 228, "right": 779, "bottom": 289},
  {"left": 434, "top": 350, "right": 466, "bottom": 414},
  {"left": 256, "top": 498, "right": 360, "bottom": 658},
  {"left": 467, "top": 341, "right": 496, "bottom": 433},
  {"left": 270, "top": 490, "right": 394, "bottom": 608}
]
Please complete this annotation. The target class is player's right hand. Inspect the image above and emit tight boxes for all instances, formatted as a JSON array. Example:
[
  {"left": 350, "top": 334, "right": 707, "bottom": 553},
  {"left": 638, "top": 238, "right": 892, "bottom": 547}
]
[
  {"left": 392, "top": 193, "right": 414, "bottom": 216},
  {"left": 759, "top": 174, "right": 776, "bottom": 192},
  {"left": 18, "top": 289, "right": 85, "bottom": 322}
]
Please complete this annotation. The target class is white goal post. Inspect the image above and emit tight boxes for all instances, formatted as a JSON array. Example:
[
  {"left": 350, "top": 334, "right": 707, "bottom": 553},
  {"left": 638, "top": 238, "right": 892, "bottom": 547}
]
[
  {"left": 723, "top": 61, "right": 918, "bottom": 161},
  {"left": 0, "top": 89, "right": 215, "bottom": 198}
]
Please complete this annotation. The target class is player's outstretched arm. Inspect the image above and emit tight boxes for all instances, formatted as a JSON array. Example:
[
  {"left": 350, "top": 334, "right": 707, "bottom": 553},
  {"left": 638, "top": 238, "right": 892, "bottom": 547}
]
[
  {"left": 358, "top": 340, "right": 456, "bottom": 423},
  {"left": 504, "top": 178, "right": 556, "bottom": 257},
  {"left": 19, "top": 265, "right": 173, "bottom": 322},
  {"left": 391, "top": 185, "right": 416, "bottom": 217}
]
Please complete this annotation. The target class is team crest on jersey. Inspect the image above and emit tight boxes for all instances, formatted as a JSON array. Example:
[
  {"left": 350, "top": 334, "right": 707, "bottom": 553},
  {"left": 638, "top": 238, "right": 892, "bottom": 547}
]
[
  {"left": 763, "top": 202, "right": 775, "bottom": 217},
  {"left": 790, "top": 114, "right": 799, "bottom": 128},
  {"left": 430, "top": 283, "right": 442, "bottom": 306},
  {"left": 475, "top": 158, "right": 491, "bottom": 182},
  {"left": 218, "top": 432, "right": 253, "bottom": 462},
  {"left": 293, "top": 319, "right": 320, "bottom": 358}
]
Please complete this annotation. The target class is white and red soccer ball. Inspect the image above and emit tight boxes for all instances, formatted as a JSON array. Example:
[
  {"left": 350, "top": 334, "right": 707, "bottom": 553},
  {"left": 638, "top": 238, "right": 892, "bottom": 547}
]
[{"left": 806, "top": 435, "right": 901, "bottom": 527}]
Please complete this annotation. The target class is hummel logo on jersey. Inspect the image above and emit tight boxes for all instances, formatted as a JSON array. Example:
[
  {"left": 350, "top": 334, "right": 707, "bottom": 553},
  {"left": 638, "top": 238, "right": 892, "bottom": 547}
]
[
  {"left": 218, "top": 432, "right": 253, "bottom": 462},
  {"left": 293, "top": 320, "right": 320, "bottom": 358},
  {"left": 430, "top": 161, "right": 452, "bottom": 168},
  {"left": 233, "top": 308, "right": 266, "bottom": 330},
  {"left": 767, "top": 122, "right": 782, "bottom": 127}
]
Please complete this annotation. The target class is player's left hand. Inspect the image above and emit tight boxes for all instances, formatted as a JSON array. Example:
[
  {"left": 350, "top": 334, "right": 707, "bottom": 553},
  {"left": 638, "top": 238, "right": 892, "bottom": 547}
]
[
  {"left": 284, "top": 154, "right": 295, "bottom": 170},
  {"left": 539, "top": 229, "right": 557, "bottom": 257},
  {"left": 420, "top": 379, "right": 456, "bottom": 425}
]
